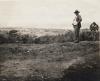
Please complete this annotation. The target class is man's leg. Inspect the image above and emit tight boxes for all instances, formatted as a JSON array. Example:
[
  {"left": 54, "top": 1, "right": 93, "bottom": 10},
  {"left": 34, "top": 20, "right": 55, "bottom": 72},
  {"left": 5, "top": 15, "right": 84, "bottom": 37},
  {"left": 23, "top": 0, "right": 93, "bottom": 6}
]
[
  {"left": 77, "top": 27, "right": 80, "bottom": 42},
  {"left": 74, "top": 25, "right": 77, "bottom": 41},
  {"left": 74, "top": 26, "right": 80, "bottom": 43}
]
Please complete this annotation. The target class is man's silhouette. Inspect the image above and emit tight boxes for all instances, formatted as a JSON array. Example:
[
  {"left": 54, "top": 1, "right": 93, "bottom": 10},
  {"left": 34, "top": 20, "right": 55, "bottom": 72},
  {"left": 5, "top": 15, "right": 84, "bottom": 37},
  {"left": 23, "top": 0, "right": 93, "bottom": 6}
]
[{"left": 72, "top": 10, "right": 82, "bottom": 43}]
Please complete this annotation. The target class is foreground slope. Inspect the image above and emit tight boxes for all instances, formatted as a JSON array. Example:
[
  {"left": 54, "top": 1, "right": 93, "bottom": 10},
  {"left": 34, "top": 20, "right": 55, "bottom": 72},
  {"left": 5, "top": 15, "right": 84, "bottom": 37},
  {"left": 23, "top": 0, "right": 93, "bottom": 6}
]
[{"left": 0, "top": 41, "right": 100, "bottom": 81}]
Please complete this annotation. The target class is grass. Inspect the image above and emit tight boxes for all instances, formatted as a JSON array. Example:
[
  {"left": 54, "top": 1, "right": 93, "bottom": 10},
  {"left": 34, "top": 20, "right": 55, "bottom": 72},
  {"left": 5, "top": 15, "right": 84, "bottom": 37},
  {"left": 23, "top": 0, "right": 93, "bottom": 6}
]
[
  {"left": 0, "top": 41, "right": 99, "bottom": 81},
  {"left": 0, "top": 29, "right": 99, "bottom": 44}
]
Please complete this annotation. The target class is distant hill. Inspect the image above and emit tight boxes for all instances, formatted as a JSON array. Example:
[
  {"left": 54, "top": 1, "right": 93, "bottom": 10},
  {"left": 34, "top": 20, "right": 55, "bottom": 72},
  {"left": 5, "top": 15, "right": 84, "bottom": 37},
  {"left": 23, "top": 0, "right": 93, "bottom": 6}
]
[{"left": 0, "top": 27, "right": 67, "bottom": 36}]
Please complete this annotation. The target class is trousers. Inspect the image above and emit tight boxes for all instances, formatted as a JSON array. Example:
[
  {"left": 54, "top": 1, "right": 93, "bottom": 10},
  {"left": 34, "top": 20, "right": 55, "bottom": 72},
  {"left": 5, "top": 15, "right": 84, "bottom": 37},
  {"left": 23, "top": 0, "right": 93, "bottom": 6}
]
[{"left": 73, "top": 25, "right": 80, "bottom": 42}]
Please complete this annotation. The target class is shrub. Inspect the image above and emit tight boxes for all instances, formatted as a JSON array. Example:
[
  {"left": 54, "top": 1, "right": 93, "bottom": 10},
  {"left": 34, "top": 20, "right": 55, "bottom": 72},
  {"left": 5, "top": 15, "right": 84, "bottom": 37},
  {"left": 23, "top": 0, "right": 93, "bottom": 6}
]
[
  {"left": 80, "top": 29, "right": 99, "bottom": 41},
  {"left": 34, "top": 29, "right": 99, "bottom": 44},
  {"left": 0, "top": 34, "right": 9, "bottom": 43},
  {"left": 21, "top": 34, "right": 37, "bottom": 44},
  {"left": 0, "top": 29, "right": 99, "bottom": 44},
  {"left": 34, "top": 30, "right": 74, "bottom": 44},
  {"left": 8, "top": 30, "right": 20, "bottom": 43}
]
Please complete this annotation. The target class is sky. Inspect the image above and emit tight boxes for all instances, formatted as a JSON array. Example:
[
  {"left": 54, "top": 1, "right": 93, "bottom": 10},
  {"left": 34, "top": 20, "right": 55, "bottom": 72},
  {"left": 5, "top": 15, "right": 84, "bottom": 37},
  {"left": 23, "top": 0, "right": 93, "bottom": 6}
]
[{"left": 0, "top": 0, "right": 100, "bottom": 29}]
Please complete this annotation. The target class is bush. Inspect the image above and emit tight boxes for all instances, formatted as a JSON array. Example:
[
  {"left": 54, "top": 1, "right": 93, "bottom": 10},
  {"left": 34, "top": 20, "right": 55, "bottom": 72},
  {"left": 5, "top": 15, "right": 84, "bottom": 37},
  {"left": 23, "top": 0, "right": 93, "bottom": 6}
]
[
  {"left": 0, "top": 29, "right": 37, "bottom": 44},
  {"left": 0, "top": 29, "right": 99, "bottom": 44},
  {"left": 80, "top": 29, "right": 99, "bottom": 41},
  {"left": 8, "top": 30, "right": 20, "bottom": 43},
  {"left": 21, "top": 34, "right": 37, "bottom": 44},
  {"left": 35, "top": 29, "right": 99, "bottom": 44},
  {"left": 0, "top": 34, "right": 9, "bottom": 43}
]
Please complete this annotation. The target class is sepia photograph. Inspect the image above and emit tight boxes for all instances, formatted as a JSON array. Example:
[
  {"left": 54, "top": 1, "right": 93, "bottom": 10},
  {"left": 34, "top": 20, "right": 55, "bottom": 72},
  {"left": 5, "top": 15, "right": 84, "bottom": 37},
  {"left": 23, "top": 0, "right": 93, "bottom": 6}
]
[{"left": 0, "top": 0, "right": 100, "bottom": 81}]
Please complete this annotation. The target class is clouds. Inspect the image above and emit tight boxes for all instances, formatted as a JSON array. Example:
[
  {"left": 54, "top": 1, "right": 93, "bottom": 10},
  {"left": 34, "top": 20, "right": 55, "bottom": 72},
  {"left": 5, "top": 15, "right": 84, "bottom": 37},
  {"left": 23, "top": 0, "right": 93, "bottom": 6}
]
[{"left": 0, "top": 0, "right": 99, "bottom": 28}]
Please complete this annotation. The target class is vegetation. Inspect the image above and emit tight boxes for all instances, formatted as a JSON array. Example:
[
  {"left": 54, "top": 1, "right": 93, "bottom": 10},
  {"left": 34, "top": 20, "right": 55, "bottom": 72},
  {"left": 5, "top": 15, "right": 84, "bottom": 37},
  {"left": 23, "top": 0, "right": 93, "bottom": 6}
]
[
  {"left": 0, "top": 29, "right": 99, "bottom": 44},
  {"left": 0, "top": 41, "right": 99, "bottom": 81},
  {"left": 0, "top": 28, "right": 99, "bottom": 81}
]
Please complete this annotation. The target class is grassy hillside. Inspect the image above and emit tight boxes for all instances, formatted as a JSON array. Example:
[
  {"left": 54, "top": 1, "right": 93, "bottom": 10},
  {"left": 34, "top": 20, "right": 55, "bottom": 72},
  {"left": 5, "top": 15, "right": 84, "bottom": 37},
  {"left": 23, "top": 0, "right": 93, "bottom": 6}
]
[{"left": 0, "top": 41, "right": 99, "bottom": 81}]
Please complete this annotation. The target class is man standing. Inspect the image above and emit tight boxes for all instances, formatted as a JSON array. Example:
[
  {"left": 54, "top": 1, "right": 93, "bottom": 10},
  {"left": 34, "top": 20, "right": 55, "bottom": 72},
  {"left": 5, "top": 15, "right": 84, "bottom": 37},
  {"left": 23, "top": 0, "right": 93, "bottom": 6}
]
[{"left": 72, "top": 10, "right": 82, "bottom": 43}]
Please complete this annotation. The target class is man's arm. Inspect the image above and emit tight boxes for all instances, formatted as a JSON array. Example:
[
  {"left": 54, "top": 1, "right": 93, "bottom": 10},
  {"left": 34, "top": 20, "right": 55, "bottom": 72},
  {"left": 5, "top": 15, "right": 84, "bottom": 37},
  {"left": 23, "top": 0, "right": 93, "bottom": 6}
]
[{"left": 77, "top": 15, "right": 82, "bottom": 23}]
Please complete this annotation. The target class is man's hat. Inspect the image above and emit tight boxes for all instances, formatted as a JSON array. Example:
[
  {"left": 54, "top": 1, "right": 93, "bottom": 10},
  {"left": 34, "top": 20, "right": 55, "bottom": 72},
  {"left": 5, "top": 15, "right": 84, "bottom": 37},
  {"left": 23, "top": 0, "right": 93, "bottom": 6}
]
[{"left": 74, "top": 10, "right": 80, "bottom": 13}]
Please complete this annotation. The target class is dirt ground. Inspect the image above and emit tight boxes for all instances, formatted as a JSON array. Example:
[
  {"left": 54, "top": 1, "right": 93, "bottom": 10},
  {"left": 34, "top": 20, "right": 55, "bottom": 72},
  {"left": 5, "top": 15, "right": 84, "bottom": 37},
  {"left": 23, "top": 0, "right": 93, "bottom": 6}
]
[{"left": 0, "top": 41, "right": 100, "bottom": 81}]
